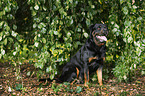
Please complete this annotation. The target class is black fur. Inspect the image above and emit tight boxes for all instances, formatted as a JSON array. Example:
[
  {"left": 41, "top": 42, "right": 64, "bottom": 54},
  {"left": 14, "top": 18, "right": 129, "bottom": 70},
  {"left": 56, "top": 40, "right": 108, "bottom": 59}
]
[{"left": 57, "top": 24, "right": 108, "bottom": 84}]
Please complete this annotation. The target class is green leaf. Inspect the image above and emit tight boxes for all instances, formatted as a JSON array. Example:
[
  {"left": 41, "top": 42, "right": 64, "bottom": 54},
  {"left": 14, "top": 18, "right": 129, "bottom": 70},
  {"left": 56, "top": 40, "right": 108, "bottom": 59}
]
[
  {"left": 35, "top": 62, "right": 44, "bottom": 69},
  {"left": 127, "top": 37, "right": 133, "bottom": 43},
  {"left": 15, "top": 83, "right": 22, "bottom": 91},
  {"left": 34, "top": 5, "right": 39, "bottom": 10},
  {"left": 46, "top": 67, "right": 49, "bottom": 73},
  {"left": 124, "top": 20, "right": 130, "bottom": 26},
  {"left": 67, "top": 32, "right": 71, "bottom": 37},
  {"left": 27, "top": 71, "right": 31, "bottom": 76},
  {"left": 76, "top": 86, "right": 82, "bottom": 93},
  {"left": 98, "top": 0, "right": 102, "bottom": 4},
  {"left": 112, "top": 28, "right": 117, "bottom": 33},
  {"left": 54, "top": 31, "right": 58, "bottom": 35},
  {"left": 0, "top": 36, "right": 2, "bottom": 41},
  {"left": 0, "top": 21, "right": 4, "bottom": 28},
  {"left": 12, "top": 31, "right": 17, "bottom": 37},
  {"left": 77, "top": 28, "right": 81, "bottom": 32},
  {"left": 41, "top": 28, "right": 46, "bottom": 33},
  {"left": 123, "top": 7, "right": 128, "bottom": 15},
  {"left": 137, "top": 17, "right": 142, "bottom": 21},
  {"left": 32, "top": 11, "right": 36, "bottom": 16},
  {"left": 13, "top": 24, "right": 17, "bottom": 30},
  {"left": 5, "top": 23, "right": 10, "bottom": 31},
  {"left": 42, "top": 38, "right": 46, "bottom": 43},
  {"left": 120, "top": 0, "right": 124, "bottom": 4},
  {"left": 13, "top": 51, "right": 16, "bottom": 56},
  {"left": 50, "top": 74, "right": 54, "bottom": 80},
  {"left": 34, "top": 42, "right": 39, "bottom": 47},
  {"left": 33, "top": 23, "right": 37, "bottom": 28},
  {"left": 1, "top": 49, "right": 5, "bottom": 55},
  {"left": 86, "top": 19, "right": 90, "bottom": 26},
  {"left": 4, "top": 38, "right": 7, "bottom": 45},
  {"left": 5, "top": 6, "right": 11, "bottom": 12},
  {"left": 84, "top": 33, "right": 88, "bottom": 38},
  {"left": 7, "top": 14, "right": 13, "bottom": 19}
]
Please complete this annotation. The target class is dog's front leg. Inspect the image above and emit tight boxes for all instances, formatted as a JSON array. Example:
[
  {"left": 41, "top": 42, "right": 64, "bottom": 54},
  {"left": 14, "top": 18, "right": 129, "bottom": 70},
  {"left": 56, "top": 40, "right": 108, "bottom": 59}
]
[
  {"left": 84, "top": 63, "right": 89, "bottom": 87},
  {"left": 97, "top": 57, "right": 105, "bottom": 86},
  {"left": 97, "top": 65, "right": 103, "bottom": 86}
]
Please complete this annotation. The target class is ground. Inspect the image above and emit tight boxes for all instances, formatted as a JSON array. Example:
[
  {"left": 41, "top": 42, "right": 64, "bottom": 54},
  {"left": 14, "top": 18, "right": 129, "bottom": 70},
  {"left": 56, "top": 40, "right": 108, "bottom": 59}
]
[{"left": 0, "top": 63, "right": 144, "bottom": 96}]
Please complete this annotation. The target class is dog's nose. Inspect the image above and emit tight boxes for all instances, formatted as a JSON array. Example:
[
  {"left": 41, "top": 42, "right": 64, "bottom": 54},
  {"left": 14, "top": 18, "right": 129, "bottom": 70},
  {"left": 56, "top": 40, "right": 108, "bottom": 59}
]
[
  {"left": 101, "top": 29, "right": 108, "bottom": 36},
  {"left": 101, "top": 29, "right": 103, "bottom": 34}
]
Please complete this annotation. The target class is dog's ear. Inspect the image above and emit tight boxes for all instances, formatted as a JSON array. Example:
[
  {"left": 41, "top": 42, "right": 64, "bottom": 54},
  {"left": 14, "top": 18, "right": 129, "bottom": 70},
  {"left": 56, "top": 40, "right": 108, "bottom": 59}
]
[{"left": 89, "top": 24, "right": 94, "bottom": 32}]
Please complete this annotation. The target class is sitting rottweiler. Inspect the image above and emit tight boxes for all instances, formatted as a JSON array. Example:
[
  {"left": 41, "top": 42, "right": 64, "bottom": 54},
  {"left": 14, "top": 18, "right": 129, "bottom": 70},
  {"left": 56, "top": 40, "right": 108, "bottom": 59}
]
[{"left": 57, "top": 23, "right": 108, "bottom": 86}]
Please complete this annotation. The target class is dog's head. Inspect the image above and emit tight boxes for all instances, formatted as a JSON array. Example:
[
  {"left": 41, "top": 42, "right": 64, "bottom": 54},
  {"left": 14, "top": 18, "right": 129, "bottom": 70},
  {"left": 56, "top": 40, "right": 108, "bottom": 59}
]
[{"left": 89, "top": 24, "right": 108, "bottom": 46}]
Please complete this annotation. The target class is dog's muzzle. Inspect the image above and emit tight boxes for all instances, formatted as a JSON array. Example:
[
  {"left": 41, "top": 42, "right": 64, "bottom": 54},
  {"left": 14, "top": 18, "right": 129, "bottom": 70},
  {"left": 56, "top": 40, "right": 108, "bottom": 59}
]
[{"left": 96, "top": 36, "right": 107, "bottom": 42}]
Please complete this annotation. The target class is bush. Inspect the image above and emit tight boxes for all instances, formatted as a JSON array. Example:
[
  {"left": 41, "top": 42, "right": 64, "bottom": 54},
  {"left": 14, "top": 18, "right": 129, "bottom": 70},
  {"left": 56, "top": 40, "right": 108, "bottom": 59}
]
[{"left": 0, "top": 0, "right": 144, "bottom": 82}]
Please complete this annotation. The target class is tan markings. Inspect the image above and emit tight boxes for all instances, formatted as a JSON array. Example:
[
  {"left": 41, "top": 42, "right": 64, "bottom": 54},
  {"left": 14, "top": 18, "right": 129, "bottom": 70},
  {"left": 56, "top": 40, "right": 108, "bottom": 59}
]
[
  {"left": 89, "top": 57, "right": 98, "bottom": 63},
  {"left": 103, "top": 57, "right": 105, "bottom": 61},
  {"left": 76, "top": 67, "right": 79, "bottom": 79},
  {"left": 97, "top": 67, "right": 103, "bottom": 86},
  {"left": 70, "top": 67, "right": 79, "bottom": 85},
  {"left": 70, "top": 79, "right": 77, "bottom": 85},
  {"left": 87, "top": 70, "right": 89, "bottom": 82},
  {"left": 84, "top": 72, "right": 88, "bottom": 86},
  {"left": 84, "top": 70, "right": 89, "bottom": 87}
]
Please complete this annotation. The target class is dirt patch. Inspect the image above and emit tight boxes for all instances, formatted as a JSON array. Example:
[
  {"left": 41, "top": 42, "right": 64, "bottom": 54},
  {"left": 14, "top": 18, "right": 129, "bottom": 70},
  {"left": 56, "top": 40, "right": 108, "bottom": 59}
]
[{"left": 0, "top": 63, "right": 144, "bottom": 95}]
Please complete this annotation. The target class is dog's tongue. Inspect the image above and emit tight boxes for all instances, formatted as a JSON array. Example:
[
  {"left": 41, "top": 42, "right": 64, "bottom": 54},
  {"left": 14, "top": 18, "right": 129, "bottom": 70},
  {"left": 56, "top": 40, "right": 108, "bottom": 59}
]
[{"left": 96, "top": 36, "right": 107, "bottom": 42}]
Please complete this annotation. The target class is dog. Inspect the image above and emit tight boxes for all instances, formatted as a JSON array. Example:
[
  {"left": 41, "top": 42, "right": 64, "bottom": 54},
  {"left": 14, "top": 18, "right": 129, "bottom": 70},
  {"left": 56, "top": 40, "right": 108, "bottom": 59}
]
[{"left": 57, "top": 23, "right": 108, "bottom": 86}]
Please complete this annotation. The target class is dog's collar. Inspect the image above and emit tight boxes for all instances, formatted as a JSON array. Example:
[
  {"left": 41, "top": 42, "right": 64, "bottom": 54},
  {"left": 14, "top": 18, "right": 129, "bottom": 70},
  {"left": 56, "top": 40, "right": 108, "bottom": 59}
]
[{"left": 96, "top": 43, "right": 105, "bottom": 47}]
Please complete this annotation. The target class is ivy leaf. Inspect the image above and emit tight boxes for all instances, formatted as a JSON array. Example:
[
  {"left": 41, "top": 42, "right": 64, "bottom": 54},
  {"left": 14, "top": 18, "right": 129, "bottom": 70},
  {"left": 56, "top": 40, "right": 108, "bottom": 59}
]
[
  {"left": 76, "top": 86, "right": 82, "bottom": 93},
  {"left": 34, "top": 5, "right": 39, "bottom": 10},
  {"left": 27, "top": 71, "right": 31, "bottom": 76},
  {"left": 123, "top": 7, "right": 128, "bottom": 15},
  {"left": 120, "top": 0, "right": 124, "bottom": 4},
  {"left": 67, "top": 32, "right": 71, "bottom": 37},
  {"left": 33, "top": 23, "right": 37, "bottom": 28},
  {"left": 42, "top": 38, "right": 46, "bottom": 44},
  {"left": 12, "top": 31, "right": 17, "bottom": 37},
  {"left": 1, "top": 49, "right": 5, "bottom": 55},
  {"left": 4, "top": 38, "right": 7, "bottom": 45},
  {"left": 54, "top": 31, "right": 58, "bottom": 35},
  {"left": 15, "top": 83, "right": 22, "bottom": 91},
  {"left": 34, "top": 42, "right": 39, "bottom": 47},
  {"left": 46, "top": 67, "right": 49, "bottom": 73},
  {"left": 128, "top": 37, "right": 133, "bottom": 43},
  {"left": 13, "top": 24, "right": 17, "bottom": 30},
  {"left": 124, "top": 20, "right": 130, "bottom": 26},
  {"left": 0, "top": 21, "right": 4, "bottom": 28},
  {"left": 84, "top": 33, "right": 88, "bottom": 38}
]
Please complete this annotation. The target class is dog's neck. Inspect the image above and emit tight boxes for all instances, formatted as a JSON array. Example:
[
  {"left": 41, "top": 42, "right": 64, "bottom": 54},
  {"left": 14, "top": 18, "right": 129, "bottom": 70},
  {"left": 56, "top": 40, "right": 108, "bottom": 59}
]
[
  {"left": 94, "top": 40, "right": 105, "bottom": 47},
  {"left": 88, "top": 38, "right": 105, "bottom": 52}
]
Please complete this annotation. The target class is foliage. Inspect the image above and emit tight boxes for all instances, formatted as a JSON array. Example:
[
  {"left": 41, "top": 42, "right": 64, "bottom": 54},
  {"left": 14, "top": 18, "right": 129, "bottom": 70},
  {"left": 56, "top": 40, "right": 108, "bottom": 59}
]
[
  {"left": 0, "top": 0, "right": 144, "bottom": 83},
  {"left": 51, "top": 82, "right": 82, "bottom": 94},
  {"left": 108, "top": 0, "right": 145, "bottom": 82},
  {"left": 15, "top": 83, "right": 22, "bottom": 91}
]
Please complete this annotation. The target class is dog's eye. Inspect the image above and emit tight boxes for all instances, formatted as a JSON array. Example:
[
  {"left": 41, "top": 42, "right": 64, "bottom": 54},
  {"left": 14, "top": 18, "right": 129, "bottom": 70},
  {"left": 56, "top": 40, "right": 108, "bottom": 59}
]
[{"left": 97, "top": 26, "right": 101, "bottom": 30}]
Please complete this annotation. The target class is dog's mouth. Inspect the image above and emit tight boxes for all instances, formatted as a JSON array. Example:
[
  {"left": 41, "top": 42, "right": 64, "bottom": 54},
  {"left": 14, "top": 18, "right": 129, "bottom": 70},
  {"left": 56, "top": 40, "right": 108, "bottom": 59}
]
[
  {"left": 96, "top": 35, "right": 107, "bottom": 42},
  {"left": 92, "top": 30, "right": 108, "bottom": 45}
]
